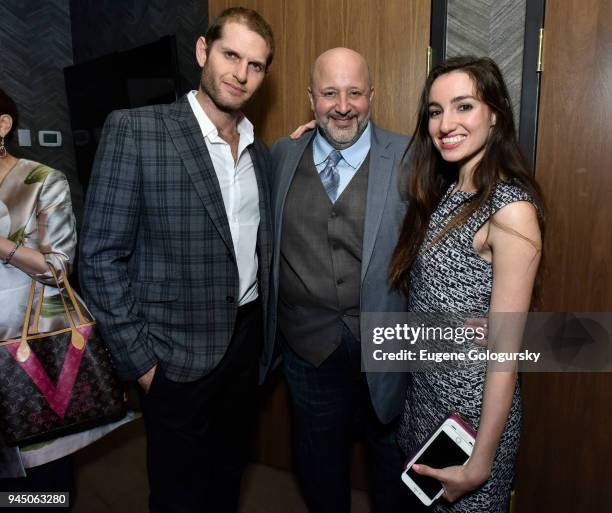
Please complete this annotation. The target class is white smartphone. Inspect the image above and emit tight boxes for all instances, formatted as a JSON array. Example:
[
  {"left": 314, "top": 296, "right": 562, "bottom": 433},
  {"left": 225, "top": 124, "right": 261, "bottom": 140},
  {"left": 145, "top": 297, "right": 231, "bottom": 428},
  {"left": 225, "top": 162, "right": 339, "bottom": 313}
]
[{"left": 401, "top": 413, "right": 476, "bottom": 506}]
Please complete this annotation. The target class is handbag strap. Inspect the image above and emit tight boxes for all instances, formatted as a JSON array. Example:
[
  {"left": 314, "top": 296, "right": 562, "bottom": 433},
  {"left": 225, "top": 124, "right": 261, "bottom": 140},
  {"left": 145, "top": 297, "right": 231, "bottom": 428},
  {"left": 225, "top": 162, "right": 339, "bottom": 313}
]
[
  {"left": 48, "top": 265, "right": 87, "bottom": 326},
  {"left": 32, "top": 283, "right": 45, "bottom": 334},
  {"left": 15, "top": 266, "right": 88, "bottom": 362},
  {"left": 20, "top": 280, "right": 38, "bottom": 341},
  {"left": 16, "top": 280, "right": 39, "bottom": 362},
  {"left": 47, "top": 266, "right": 87, "bottom": 351}
]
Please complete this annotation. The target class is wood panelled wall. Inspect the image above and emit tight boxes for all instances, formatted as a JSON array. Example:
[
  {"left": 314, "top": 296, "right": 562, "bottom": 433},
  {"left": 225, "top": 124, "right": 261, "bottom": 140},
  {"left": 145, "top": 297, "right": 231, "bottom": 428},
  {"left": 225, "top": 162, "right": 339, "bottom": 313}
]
[
  {"left": 515, "top": 0, "right": 612, "bottom": 511},
  {"left": 209, "top": 0, "right": 431, "bottom": 146},
  {"left": 209, "top": 0, "right": 431, "bottom": 481}
]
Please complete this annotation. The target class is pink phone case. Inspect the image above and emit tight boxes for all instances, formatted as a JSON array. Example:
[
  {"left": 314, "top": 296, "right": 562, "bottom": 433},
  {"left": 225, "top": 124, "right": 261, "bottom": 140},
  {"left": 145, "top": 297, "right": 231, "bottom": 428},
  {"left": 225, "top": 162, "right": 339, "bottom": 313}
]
[{"left": 449, "top": 412, "right": 477, "bottom": 439}]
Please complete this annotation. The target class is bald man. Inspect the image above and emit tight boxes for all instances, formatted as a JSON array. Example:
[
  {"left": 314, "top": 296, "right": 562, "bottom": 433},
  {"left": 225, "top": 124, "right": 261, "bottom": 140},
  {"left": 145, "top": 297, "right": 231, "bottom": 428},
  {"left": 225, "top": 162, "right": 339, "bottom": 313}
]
[{"left": 268, "top": 48, "right": 414, "bottom": 513}]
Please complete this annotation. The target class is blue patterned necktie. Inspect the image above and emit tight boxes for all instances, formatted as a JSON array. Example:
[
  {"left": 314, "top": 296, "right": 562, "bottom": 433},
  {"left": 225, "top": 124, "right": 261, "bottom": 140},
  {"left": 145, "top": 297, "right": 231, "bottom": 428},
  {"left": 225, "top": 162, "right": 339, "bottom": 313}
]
[{"left": 319, "top": 150, "right": 342, "bottom": 202}]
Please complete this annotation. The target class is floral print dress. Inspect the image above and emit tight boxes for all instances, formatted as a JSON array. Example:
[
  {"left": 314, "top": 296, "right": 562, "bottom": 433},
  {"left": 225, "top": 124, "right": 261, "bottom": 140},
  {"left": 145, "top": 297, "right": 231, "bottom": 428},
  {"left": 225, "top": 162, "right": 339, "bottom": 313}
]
[
  {"left": 0, "top": 158, "right": 77, "bottom": 341},
  {"left": 0, "top": 159, "right": 134, "bottom": 478}
]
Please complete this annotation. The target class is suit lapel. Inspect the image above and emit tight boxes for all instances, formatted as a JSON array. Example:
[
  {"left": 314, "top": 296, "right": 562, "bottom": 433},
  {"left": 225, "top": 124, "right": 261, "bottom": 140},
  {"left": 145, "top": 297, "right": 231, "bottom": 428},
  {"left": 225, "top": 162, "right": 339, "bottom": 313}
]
[
  {"left": 249, "top": 144, "right": 268, "bottom": 222},
  {"left": 274, "top": 131, "right": 316, "bottom": 244},
  {"left": 249, "top": 143, "right": 272, "bottom": 252},
  {"left": 362, "top": 124, "right": 395, "bottom": 281},
  {"left": 164, "top": 97, "right": 234, "bottom": 252}
]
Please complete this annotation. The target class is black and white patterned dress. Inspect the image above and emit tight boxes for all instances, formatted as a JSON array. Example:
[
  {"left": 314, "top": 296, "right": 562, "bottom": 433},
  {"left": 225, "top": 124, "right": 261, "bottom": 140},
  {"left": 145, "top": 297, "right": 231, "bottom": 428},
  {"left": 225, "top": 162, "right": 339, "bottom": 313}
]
[{"left": 397, "top": 181, "right": 534, "bottom": 512}]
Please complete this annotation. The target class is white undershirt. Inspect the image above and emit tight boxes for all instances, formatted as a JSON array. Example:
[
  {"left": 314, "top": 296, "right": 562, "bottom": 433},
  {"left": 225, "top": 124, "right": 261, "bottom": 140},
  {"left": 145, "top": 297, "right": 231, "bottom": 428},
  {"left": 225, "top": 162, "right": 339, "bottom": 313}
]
[{"left": 187, "top": 91, "right": 260, "bottom": 306}]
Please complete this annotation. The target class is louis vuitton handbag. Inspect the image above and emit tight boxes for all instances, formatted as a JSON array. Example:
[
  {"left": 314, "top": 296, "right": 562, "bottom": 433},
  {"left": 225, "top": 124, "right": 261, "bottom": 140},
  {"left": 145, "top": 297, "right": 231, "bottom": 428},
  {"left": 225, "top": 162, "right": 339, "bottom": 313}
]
[{"left": 0, "top": 268, "right": 126, "bottom": 446}]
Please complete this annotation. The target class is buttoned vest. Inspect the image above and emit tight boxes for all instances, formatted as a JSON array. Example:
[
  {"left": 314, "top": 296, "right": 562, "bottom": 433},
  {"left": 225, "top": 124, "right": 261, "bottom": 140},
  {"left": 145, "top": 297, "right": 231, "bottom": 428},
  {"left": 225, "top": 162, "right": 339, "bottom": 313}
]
[{"left": 279, "top": 143, "right": 370, "bottom": 365}]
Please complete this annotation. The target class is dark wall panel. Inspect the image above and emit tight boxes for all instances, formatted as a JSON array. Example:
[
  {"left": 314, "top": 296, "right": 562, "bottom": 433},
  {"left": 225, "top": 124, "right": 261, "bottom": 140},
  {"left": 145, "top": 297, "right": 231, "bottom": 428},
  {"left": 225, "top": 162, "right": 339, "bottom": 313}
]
[{"left": 70, "top": 0, "right": 209, "bottom": 95}]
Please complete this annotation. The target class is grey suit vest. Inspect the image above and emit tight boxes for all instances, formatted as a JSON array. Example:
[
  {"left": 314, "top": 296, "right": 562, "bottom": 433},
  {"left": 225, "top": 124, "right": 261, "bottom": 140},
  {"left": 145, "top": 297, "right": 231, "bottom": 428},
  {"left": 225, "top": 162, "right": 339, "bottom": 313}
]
[{"left": 279, "top": 142, "right": 370, "bottom": 366}]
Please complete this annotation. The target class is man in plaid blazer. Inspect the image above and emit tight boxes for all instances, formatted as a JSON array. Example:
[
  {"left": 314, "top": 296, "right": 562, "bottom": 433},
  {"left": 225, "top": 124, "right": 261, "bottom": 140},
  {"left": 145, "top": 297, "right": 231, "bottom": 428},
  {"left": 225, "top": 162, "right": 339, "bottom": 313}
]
[{"left": 79, "top": 8, "right": 274, "bottom": 513}]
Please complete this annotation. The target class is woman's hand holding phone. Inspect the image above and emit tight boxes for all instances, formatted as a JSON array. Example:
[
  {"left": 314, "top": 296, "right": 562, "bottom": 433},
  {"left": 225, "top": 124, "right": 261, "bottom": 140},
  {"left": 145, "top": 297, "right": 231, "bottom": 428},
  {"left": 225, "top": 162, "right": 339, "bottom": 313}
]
[
  {"left": 411, "top": 459, "right": 491, "bottom": 503},
  {"left": 402, "top": 414, "right": 479, "bottom": 505}
]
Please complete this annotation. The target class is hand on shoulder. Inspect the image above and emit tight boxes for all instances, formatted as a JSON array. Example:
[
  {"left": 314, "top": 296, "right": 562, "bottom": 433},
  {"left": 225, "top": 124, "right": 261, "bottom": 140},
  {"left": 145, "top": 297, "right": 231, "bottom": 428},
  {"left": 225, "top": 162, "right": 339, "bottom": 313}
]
[{"left": 289, "top": 120, "right": 316, "bottom": 140}]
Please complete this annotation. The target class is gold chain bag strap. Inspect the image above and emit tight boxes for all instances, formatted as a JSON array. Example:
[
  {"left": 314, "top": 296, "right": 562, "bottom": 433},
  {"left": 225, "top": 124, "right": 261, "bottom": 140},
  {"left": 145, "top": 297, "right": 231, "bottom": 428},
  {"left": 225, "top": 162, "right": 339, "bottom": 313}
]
[{"left": 0, "top": 266, "right": 126, "bottom": 446}]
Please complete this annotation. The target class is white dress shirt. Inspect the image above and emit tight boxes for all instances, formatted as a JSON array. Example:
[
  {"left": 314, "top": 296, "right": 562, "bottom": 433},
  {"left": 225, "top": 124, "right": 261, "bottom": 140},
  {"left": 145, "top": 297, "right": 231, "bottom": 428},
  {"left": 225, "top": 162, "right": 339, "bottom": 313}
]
[{"left": 187, "top": 91, "right": 260, "bottom": 306}]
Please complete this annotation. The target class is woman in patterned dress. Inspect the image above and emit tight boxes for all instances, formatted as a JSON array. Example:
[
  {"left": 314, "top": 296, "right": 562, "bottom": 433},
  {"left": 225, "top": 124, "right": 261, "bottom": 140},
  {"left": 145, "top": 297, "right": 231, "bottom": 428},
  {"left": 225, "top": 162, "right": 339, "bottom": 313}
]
[
  {"left": 0, "top": 88, "right": 78, "bottom": 494},
  {"left": 389, "top": 57, "right": 545, "bottom": 512}
]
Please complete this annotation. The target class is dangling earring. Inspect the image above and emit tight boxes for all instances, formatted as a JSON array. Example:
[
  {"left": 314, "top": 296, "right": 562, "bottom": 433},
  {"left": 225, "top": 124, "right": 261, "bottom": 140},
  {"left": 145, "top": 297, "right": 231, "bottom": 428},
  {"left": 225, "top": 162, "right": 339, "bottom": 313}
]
[{"left": 0, "top": 136, "right": 6, "bottom": 158}]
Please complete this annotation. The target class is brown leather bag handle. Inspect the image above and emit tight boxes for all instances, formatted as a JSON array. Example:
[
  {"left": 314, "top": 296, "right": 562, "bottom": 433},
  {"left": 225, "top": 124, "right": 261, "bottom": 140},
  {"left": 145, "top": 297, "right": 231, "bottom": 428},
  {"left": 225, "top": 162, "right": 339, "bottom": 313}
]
[
  {"left": 47, "top": 265, "right": 87, "bottom": 326},
  {"left": 14, "top": 265, "right": 89, "bottom": 362}
]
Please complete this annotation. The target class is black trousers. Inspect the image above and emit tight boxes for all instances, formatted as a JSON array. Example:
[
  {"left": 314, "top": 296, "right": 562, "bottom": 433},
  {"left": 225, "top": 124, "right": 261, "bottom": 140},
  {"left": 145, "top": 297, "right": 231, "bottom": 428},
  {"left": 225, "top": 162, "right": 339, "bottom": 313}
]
[
  {"left": 140, "top": 300, "right": 262, "bottom": 513},
  {"left": 283, "top": 325, "right": 425, "bottom": 513}
]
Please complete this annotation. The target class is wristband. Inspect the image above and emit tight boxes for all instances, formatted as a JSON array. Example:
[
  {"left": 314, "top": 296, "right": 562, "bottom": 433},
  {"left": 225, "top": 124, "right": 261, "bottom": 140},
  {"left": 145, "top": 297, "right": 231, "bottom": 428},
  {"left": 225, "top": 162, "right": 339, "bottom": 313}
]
[{"left": 3, "top": 240, "right": 22, "bottom": 264}]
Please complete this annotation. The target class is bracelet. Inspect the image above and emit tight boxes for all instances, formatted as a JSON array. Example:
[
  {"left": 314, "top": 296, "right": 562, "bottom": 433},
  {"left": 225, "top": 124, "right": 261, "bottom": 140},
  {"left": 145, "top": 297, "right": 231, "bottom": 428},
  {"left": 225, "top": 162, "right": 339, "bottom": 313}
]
[{"left": 3, "top": 240, "right": 22, "bottom": 265}]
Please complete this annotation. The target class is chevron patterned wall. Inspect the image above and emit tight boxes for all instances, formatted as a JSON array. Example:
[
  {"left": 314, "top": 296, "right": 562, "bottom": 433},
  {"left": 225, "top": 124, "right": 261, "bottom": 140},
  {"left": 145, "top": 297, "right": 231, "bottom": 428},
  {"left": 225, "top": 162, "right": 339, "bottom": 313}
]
[
  {"left": 0, "top": 0, "right": 83, "bottom": 218},
  {"left": 446, "top": 0, "right": 527, "bottom": 128},
  {"left": 0, "top": 1, "right": 209, "bottom": 225}
]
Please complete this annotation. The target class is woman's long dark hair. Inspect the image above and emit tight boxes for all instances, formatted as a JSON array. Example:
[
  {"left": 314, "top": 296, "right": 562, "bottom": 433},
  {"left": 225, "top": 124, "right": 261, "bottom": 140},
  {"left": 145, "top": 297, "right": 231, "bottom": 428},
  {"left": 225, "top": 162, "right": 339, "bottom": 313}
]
[{"left": 389, "top": 56, "right": 545, "bottom": 298}]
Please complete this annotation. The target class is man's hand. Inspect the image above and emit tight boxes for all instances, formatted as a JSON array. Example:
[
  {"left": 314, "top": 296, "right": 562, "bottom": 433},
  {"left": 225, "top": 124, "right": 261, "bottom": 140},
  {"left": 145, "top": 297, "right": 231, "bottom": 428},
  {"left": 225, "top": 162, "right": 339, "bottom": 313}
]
[
  {"left": 290, "top": 120, "right": 316, "bottom": 139},
  {"left": 138, "top": 365, "right": 157, "bottom": 393}
]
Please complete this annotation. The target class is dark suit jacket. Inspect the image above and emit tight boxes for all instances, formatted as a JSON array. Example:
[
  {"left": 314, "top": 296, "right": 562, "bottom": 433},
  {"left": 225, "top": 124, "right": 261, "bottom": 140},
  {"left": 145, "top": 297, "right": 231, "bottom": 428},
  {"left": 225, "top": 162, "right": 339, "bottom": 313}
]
[
  {"left": 80, "top": 95, "right": 273, "bottom": 383},
  {"left": 268, "top": 123, "right": 411, "bottom": 424}
]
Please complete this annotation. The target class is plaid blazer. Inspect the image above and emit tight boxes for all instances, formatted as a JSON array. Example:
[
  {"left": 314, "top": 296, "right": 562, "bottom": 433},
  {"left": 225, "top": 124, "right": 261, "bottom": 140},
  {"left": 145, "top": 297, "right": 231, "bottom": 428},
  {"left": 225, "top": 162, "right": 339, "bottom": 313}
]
[{"left": 79, "top": 95, "right": 273, "bottom": 383}]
